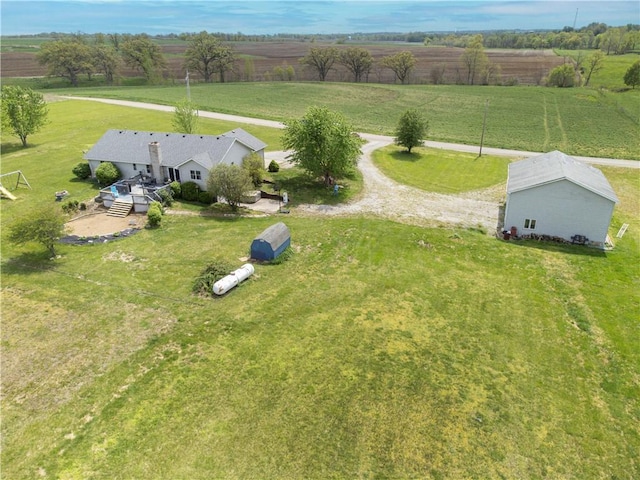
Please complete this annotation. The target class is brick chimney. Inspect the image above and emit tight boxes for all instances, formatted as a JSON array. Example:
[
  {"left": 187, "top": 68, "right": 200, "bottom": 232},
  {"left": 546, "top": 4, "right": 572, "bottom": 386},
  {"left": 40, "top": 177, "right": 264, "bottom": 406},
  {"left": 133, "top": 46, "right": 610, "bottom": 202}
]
[{"left": 148, "top": 141, "right": 163, "bottom": 183}]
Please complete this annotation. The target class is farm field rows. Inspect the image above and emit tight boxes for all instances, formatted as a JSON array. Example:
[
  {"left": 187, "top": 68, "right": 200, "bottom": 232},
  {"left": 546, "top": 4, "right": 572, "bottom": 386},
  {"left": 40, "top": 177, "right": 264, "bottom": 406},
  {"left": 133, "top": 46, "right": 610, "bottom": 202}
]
[
  {"left": 55, "top": 82, "right": 640, "bottom": 160},
  {"left": 1, "top": 96, "right": 639, "bottom": 479}
]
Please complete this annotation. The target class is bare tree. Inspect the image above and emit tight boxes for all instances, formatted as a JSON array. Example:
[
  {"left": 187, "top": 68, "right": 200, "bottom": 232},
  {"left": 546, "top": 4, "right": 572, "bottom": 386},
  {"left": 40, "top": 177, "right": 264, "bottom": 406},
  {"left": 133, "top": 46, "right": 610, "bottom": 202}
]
[{"left": 584, "top": 50, "right": 605, "bottom": 86}]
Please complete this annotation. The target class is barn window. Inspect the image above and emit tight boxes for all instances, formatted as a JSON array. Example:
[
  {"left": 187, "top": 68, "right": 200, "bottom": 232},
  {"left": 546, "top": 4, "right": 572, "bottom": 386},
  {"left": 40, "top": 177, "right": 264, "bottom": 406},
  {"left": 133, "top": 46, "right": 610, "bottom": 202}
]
[
  {"left": 524, "top": 219, "right": 537, "bottom": 229},
  {"left": 190, "top": 170, "right": 202, "bottom": 180}
]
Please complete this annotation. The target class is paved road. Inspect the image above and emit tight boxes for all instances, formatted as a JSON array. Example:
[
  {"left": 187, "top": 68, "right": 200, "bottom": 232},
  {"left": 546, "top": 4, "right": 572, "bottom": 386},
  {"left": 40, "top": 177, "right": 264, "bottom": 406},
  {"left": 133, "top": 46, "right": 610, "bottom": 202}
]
[{"left": 64, "top": 96, "right": 639, "bottom": 169}]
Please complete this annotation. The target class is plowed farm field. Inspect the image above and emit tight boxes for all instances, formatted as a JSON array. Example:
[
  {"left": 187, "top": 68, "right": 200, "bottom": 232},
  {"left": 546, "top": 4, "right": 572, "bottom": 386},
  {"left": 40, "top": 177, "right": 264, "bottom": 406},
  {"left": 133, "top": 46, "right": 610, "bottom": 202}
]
[{"left": 1, "top": 41, "right": 565, "bottom": 85}]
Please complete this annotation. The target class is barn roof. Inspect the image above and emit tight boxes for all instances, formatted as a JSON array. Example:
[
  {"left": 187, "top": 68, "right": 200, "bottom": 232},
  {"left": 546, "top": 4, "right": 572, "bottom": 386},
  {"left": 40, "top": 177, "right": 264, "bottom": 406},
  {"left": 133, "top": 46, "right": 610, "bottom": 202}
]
[
  {"left": 507, "top": 150, "right": 618, "bottom": 203},
  {"left": 254, "top": 222, "right": 290, "bottom": 249},
  {"left": 84, "top": 128, "right": 266, "bottom": 169}
]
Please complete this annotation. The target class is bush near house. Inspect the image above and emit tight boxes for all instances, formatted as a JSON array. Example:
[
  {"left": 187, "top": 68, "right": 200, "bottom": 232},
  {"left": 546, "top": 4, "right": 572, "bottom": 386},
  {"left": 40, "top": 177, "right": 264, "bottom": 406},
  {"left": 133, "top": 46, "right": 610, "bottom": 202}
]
[
  {"left": 95, "top": 161, "right": 121, "bottom": 186},
  {"left": 169, "top": 181, "right": 182, "bottom": 199},
  {"left": 268, "top": 160, "right": 280, "bottom": 172},
  {"left": 146, "top": 202, "right": 163, "bottom": 228},
  {"left": 72, "top": 162, "right": 91, "bottom": 179},
  {"left": 180, "top": 181, "right": 200, "bottom": 202}
]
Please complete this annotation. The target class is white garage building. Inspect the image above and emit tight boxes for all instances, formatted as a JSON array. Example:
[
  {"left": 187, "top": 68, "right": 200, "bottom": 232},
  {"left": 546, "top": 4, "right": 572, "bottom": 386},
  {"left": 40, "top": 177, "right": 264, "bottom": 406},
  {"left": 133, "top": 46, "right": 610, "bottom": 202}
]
[{"left": 503, "top": 151, "right": 618, "bottom": 247}]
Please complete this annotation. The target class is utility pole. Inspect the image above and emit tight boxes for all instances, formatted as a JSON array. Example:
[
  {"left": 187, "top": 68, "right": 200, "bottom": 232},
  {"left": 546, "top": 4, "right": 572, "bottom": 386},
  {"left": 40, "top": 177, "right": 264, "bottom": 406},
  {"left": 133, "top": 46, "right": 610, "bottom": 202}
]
[
  {"left": 479, "top": 99, "right": 488, "bottom": 157},
  {"left": 186, "top": 69, "right": 191, "bottom": 101}
]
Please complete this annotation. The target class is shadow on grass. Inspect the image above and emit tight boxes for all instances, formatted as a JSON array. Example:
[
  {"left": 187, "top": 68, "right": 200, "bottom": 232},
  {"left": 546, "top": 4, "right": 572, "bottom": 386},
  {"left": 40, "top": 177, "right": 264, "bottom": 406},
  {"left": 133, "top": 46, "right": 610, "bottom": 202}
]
[
  {"left": 390, "top": 150, "right": 421, "bottom": 162},
  {"left": 507, "top": 239, "right": 607, "bottom": 257},
  {"left": 1, "top": 142, "right": 30, "bottom": 156},
  {"left": 2, "top": 252, "right": 58, "bottom": 275},
  {"left": 270, "top": 168, "right": 360, "bottom": 206}
]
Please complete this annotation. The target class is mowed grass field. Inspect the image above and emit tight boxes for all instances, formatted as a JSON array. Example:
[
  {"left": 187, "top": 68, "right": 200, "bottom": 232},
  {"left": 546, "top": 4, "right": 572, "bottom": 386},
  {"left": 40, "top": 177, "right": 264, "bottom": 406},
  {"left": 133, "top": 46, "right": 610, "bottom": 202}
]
[
  {"left": 1, "top": 101, "right": 639, "bottom": 479},
  {"left": 55, "top": 81, "right": 640, "bottom": 160}
]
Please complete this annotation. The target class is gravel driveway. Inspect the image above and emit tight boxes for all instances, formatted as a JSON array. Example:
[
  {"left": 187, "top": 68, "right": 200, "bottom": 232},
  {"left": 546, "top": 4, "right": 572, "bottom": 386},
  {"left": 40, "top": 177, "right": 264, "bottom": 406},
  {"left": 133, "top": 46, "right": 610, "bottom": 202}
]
[{"left": 270, "top": 135, "right": 503, "bottom": 231}]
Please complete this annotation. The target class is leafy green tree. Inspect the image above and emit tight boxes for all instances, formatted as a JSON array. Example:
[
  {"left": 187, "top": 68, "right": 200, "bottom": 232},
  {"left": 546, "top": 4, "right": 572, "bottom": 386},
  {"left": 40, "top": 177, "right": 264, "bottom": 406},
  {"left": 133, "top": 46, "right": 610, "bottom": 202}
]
[
  {"left": 1, "top": 86, "right": 48, "bottom": 147},
  {"left": 381, "top": 51, "right": 416, "bottom": 84},
  {"left": 95, "top": 162, "right": 121, "bottom": 186},
  {"left": 339, "top": 47, "right": 373, "bottom": 82},
  {"left": 460, "top": 35, "right": 488, "bottom": 85},
  {"left": 624, "top": 60, "right": 640, "bottom": 89},
  {"left": 300, "top": 47, "right": 338, "bottom": 81},
  {"left": 37, "top": 38, "right": 92, "bottom": 86},
  {"left": 547, "top": 64, "right": 576, "bottom": 87},
  {"left": 8, "top": 206, "right": 67, "bottom": 257},
  {"left": 242, "top": 152, "right": 265, "bottom": 187},
  {"left": 120, "top": 34, "right": 166, "bottom": 81},
  {"left": 172, "top": 99, "right": 199, "bottom": 134},
  {"left": 394, "top": 108, "right": 429, "bottom": 153},
  {"left": 184, "top": 32, "right": 234, "bottom": 83},
  {"left": 213, "top": 44, "right": 235, "bottom": 83},
  {"left": 207, "top": 163, "right": 252, "bottom": 211},
  {"left": 91, "top": 44, "right": 120, "bottom": 85},
  {"left": 282, "top": 106, "right": 364, "bottom": 185}
]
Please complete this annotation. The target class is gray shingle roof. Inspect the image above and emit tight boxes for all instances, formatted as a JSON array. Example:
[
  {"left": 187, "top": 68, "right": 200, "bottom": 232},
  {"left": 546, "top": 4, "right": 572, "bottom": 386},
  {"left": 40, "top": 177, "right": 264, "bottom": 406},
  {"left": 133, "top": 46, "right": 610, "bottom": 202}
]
[
  {"left": 507, "top": 150, "right": 618, "bottom": 203},
  {"left": 84, "top": 128, "right": 266, "bottom": 169}
]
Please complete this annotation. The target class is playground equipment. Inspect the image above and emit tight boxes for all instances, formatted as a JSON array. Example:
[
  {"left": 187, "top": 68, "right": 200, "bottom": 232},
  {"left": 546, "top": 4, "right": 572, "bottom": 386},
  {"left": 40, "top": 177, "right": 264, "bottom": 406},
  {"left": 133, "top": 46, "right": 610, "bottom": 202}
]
[
  {"left": 213, "top": 264, "right": 255, "bottom": 296},
  {"left": 0, "top": 186, "right": 17, "bottom": 200},
  {"left": 0, "top": 170, "right": 31, "bottom": 200}
]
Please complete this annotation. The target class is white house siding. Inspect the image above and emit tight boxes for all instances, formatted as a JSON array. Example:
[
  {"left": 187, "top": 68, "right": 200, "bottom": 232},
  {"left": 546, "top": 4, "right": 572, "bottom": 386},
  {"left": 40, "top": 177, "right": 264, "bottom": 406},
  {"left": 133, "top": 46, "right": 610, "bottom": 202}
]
[
  {"left": 226, "top": 142, "right": 253, "bottom": 167},
  {"left": 178, "top": 160, "right": 209, "bottom": 191},
  {"left": 504, "top": 179, "right": 615, "bottom": 245}
]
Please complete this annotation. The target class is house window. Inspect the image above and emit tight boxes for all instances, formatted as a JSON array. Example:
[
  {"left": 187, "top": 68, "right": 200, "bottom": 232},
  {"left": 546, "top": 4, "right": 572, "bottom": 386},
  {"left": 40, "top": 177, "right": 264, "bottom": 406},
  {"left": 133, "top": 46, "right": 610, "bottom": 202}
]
[
  {"left": 146, "top": 165, "right": 151, "bottom": 174},
  {"left": 190, "top": 170, "right": 202, "bottom": 180},
  {"left": 133, "top": 164, "right": 138, "bottom": 171},
  {"left": 524, "top": 219, "right": 537, "bottom": 229}
]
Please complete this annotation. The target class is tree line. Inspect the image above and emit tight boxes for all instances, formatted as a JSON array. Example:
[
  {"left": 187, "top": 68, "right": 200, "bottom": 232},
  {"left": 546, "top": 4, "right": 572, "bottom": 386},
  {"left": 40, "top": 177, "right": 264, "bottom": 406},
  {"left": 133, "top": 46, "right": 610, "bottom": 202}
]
[{"left": 34, "top": 30, "right": 640, "bottom": 88}]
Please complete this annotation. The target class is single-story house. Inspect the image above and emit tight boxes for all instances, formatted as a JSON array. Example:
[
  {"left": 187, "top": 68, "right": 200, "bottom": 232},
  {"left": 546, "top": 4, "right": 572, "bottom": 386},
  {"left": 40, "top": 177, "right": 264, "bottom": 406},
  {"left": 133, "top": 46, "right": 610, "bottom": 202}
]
[
  {"left": 84, "top": 128, "right": 267, "bottom": 191},
  {"left": 503, "top": 150, "right": 618, "bottom": 247}
]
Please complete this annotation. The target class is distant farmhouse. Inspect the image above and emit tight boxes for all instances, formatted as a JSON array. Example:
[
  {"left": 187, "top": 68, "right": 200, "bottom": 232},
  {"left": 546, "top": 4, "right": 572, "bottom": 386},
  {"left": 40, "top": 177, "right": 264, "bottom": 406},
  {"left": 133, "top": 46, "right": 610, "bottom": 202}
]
[
  {"left": 504, "top": 151, "right": 618, "bottom": 247},
  {"left": 84, "top": 128, "right": 267, "bottom": 215}
]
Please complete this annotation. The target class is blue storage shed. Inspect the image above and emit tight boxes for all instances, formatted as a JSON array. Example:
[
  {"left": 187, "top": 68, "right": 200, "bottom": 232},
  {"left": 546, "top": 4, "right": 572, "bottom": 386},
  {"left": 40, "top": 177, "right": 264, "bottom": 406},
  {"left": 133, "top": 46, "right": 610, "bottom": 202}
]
[{"left": 251, "top": 222, "right": 291, "bottom": 261}]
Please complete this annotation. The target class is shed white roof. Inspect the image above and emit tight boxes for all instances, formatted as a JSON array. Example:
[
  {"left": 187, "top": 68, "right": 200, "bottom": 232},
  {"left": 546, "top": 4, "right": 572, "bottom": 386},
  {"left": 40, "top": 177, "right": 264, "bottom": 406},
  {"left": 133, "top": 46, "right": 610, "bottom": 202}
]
[{"left": 507, "top": 150, "right": 618, "bottom": 203}]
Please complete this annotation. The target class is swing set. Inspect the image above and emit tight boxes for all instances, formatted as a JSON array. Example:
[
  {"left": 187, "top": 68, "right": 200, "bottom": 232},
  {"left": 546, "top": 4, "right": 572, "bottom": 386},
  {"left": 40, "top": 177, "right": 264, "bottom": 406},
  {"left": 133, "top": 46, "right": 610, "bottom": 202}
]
[{"left": 0, "top": 170, "right": 32, "bottom": 200}]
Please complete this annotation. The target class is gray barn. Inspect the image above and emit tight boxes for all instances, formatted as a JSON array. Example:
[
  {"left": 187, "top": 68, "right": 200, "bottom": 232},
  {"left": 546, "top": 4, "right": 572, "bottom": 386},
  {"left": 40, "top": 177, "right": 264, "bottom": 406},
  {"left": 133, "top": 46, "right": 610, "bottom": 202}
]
[{"left": 251, "top": 222, "right": 291, "bottom": 261}]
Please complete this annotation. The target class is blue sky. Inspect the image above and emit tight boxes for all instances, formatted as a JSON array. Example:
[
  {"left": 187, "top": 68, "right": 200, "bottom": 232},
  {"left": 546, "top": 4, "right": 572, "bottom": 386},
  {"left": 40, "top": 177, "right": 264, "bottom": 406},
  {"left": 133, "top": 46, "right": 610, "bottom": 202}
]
[{"left": 1, "top": 1, "right": 638, "bottom": 36}]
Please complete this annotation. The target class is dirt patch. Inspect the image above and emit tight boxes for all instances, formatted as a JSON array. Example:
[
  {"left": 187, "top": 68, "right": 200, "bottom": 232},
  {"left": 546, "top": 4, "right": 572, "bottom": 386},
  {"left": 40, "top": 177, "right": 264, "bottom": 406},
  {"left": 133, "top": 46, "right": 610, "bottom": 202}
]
[{"left": 65, "top": 212, "right": 147, "bottom": 237}]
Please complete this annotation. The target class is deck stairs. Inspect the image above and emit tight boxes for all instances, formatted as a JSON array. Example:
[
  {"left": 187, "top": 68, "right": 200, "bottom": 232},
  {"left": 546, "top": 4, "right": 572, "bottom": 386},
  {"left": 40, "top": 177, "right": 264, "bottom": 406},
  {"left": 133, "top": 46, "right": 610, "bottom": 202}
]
[{"left": 107, "top": 199, "right": 133, "bottom": 218}]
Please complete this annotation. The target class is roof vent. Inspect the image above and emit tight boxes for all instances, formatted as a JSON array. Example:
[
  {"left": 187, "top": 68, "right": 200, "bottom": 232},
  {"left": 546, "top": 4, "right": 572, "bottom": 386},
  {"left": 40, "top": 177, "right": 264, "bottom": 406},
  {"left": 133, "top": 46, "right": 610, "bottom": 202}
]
[
  {"left": 166, "top": 134, "right": 169, "bottom": 137},
  {"left": 134, "top": 132, "right": 138, "bottom": 135},
  {"left": 182, "top": 135, "right": 186, "bottom": 138},
  {"left": 200, "top": 136, "right": 203, "bottom": 139}
]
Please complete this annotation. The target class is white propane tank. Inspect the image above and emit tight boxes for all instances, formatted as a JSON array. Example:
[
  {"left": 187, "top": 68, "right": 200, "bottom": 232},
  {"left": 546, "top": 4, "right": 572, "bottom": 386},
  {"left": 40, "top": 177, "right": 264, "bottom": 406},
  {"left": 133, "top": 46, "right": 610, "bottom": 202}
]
[{"left": 213, "top": 263, "right": 255, "bottom": 296}]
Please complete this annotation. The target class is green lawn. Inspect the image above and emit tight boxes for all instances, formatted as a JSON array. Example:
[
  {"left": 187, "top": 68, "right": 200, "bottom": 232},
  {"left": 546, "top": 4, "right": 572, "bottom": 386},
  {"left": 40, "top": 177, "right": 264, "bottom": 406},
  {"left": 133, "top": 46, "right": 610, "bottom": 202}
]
[
  {"left": 555, "top": 49, "right": 640, "bottom": 90},
  {"left": 41, "top": 82, "right": 640, "bottom": 160},
  {"left": 373, "top": 145, "right": 510, "bottom": 193},
  {"left": 1, "top": 100, "right": 639, "bottom": 479}
]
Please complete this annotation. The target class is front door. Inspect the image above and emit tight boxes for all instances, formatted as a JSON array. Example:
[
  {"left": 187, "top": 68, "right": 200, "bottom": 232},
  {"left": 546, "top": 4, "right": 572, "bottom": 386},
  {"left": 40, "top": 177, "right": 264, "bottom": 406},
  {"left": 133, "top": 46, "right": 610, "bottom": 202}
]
[{"left": 168, "top": 168, "right": 181, "bottom": 182}]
